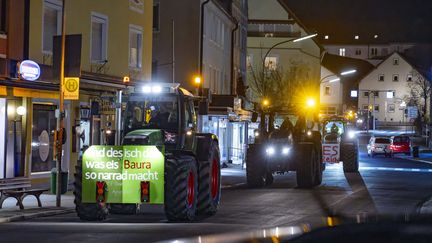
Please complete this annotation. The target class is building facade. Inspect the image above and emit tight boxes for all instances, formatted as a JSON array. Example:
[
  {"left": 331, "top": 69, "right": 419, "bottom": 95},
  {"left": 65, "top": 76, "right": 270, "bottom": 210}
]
[
  {"left": 153, "top": 0, "right": 249, "bottom": 164},
  {"left": 0, "top": 0, "right": 152, "bottom": 186},
  {"left": 358, "top": 52, "right": 428, "bottom": 123}
]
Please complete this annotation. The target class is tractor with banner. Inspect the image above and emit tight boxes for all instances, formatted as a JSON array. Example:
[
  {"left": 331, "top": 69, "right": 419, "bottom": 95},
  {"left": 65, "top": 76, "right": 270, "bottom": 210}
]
[
  {"left": 74, "top": 83, "right": 221, "bottom": 222},
  {"left": 321, "top": 116, "right": 359, "bottom": 172},
  {"left": 246, "top": 98, "right": 324, "bottom": 188}
]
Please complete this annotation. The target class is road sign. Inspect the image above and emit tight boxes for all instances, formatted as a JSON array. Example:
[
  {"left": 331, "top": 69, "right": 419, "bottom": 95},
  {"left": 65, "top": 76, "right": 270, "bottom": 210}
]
[{"left": 63, "top": 77, "right": 80, "bottom": 100}]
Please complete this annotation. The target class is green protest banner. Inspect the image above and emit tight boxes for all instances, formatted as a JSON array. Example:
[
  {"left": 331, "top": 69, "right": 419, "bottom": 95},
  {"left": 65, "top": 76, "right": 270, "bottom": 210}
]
[{"left": 82, "top": 145, "right": 165, "bottom": 204}]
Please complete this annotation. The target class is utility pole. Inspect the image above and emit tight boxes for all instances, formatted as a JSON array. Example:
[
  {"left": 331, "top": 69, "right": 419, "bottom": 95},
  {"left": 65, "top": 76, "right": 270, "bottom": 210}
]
[{"left": 55, "top": 0, "right": 66, "bottom": 207}]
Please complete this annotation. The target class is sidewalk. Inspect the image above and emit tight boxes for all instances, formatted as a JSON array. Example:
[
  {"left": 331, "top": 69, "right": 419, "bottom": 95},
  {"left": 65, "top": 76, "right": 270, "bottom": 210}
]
[{"left": 0, "top": 192, "right": 75, "bottom": 223}]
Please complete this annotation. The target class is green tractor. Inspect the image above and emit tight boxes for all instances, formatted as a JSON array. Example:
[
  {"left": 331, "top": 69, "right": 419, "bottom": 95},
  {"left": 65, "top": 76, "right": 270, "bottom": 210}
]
[
  {"left": 74, "top": 83, "right": 221, "bottom": 221},
  {"left": 246, "top": 99, "right": 324, "bottom": 188}
]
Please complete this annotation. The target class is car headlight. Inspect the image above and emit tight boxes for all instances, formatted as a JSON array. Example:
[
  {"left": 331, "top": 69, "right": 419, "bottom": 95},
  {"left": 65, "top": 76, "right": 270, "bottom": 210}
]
[
  {"left": 266, "top": 147, "right": 275, "bottom": 156},
  {"left": 282, "top": 147, "right": 290, "bottom": 155}
]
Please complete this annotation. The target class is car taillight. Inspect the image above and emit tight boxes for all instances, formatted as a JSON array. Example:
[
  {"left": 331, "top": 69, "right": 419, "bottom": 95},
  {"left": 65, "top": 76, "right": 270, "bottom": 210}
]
[
  {"left": 141, "top": 181, "right": 150, "bottom": 203},
  {"left": 96, "top": 181, "right": 107, "bottom": 203},
  {"left": 390, "top": 145, "right": 395, "bottom": 150}
]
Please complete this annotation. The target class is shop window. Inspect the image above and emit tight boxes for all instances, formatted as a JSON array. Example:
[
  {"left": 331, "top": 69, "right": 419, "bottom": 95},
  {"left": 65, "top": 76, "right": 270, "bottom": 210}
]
[
  {"left": 129, "top": 25, "right": 143, "bottom": 68},
  {"left": 31, "top": 104, "right": 57, "bottom": 173},
  {"left": 43, "top": 0, "right": 62, "bottom": 53},
  {"left": 91, "top": 12, "right": 108, "bottom": 62}
]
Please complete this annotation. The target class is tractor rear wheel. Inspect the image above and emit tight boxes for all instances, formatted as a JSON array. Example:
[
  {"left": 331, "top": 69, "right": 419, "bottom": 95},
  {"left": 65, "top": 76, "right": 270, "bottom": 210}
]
[
  {"left": 164, "top": 155, "right": 198, "bottom": 221},
  {"left": 109, "top": 204, "right": 137, "bottom": 215},
  {"left": 341, "top": 143, "right": 359, "bottom": 172},
  {"left": 246, "top": 144, "right": 267, "bottom": 187},
  {"left": 74, "top": 160, "right": 109, "bottom": 221},
  {"left": 197, "top": 142, "right": 221, "bottom": 216},
  {"left": 296, "top": 143, "right": 318, "bottom": 188}
]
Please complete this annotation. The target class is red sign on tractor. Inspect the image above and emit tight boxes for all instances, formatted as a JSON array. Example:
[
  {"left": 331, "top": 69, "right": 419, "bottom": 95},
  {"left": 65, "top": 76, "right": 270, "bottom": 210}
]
[{"left": 322, "top": 144, "right": 340, "bottom": 163}]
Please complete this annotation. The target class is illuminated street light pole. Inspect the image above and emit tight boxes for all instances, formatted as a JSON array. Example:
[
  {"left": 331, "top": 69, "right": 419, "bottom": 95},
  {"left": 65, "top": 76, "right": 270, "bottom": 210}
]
[{"left": 55, "top": 0, "right": 66, "bottom": 207}]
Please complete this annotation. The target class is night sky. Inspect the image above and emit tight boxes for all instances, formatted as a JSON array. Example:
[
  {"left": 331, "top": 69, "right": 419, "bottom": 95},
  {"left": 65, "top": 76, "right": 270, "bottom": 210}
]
[{"left": 283, "top": 0, "right": 432, "bottom": 43}]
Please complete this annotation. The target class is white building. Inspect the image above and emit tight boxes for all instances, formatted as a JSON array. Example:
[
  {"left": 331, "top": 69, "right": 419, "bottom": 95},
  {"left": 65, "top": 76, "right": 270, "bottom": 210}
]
[
  {"left": 320, "top": 66, "right": 343, "bottom": 115},
  {"left": 358, "top": 52, "right": 428, "bottom": 123}
]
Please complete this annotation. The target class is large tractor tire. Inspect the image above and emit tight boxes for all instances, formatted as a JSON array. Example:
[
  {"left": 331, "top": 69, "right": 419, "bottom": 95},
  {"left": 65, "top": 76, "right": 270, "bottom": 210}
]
[
  {"left": 296, "top": 143, "right": 318, "bottom": 188},
  {"left": 109, "top": 204, "right": 137, "bottom": 215},
  {"left": 74, "top": 160, "right": 109, "bottom": 221},
  {"left": 341, "top": 142, "right": 359, "bottom": 172},
  {"left": 197, "top": 142, "right": 221, "bottom": 216},
  {"left": 165, "top": 155, "right": 198, "bottom": 221},
  {"left": 246, "top": 144, "right": 267, "bottom": 187}
]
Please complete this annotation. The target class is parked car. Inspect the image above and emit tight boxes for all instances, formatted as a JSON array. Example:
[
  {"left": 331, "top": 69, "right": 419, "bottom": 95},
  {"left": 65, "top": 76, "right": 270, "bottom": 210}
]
[
  {"left": 367, "top": 137, "right": 391, "bottom": 157},
  {"left": 389, "top": 135, "right": 412, "bottom": 156}
]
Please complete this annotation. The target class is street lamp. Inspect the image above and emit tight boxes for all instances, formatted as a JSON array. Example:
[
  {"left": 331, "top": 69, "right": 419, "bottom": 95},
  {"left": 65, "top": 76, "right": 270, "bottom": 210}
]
[
  {"left": 262, "top": 33, "right": 317, "bottom": 67},
  {"left": 320, "top": 69, "right": 357, "bottom": 83}
]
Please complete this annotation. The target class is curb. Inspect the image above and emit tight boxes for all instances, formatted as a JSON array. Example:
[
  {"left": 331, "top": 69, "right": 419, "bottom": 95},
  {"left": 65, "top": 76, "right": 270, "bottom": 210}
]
[{"left": 0, "top": 208, "right": 75, "bottom": 224}]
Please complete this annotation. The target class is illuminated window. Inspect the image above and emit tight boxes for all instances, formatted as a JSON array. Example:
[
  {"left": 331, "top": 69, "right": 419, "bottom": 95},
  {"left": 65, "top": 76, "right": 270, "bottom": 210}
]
[
  {"left": 324, "top": 35, "right": 329, "bottom": 39},
  {"left": 339, "top": 48, "right": 346, "bottom": 56},
  {"left": 264, "top": 57, "right": 278, "bottom": 70}
]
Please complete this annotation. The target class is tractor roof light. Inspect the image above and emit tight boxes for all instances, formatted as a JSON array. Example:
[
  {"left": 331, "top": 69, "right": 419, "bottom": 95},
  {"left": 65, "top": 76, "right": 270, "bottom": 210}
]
[{"left": 142, "top": 84, "right": 163, "bottom": 94}]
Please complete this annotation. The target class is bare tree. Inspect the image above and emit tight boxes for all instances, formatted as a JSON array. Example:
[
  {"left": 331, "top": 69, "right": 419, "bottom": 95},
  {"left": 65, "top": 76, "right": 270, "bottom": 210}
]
[
  {"left": 407, "top": 70, "right": 431, "bottom": 133},
  {"left": 247, "top": 58, "right": 316, "bottom": 110}
]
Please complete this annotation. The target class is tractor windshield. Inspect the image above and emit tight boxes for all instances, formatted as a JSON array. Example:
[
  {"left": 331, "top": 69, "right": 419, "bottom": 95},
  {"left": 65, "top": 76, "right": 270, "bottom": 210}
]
[
  {"left": 124, "top": 95, "right": 179, "bottom": 133},
  {"left": 324, "top": 121, "right": 345, "bottom": 135}
]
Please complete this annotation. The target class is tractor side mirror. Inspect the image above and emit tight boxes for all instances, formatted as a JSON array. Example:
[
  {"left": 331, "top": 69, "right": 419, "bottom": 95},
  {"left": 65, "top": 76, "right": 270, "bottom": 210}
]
[
  {"left": 251, "top": 112, "right": 258, "bottom": 122},
  {"left": 198, "top": 100, "right": 209, "bottom": 115}
]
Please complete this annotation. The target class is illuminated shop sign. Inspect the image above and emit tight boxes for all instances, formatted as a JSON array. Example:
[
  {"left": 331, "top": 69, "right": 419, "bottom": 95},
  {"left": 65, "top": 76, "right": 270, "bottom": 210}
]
[{"left": 19, "top": 60, "right": 41, "bottom": 81}]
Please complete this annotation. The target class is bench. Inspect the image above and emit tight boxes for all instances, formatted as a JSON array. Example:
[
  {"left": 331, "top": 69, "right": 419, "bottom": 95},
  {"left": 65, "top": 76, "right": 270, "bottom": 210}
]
[{"left": 0, "top": 177, "right": 48, "bottom": 210}]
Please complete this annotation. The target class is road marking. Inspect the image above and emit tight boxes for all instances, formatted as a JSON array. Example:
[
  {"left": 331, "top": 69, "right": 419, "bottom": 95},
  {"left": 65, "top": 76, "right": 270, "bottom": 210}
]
[
  {"left": 401, "top": 157, "right": 432, "bottom": 165},
  {"left": 360, "top": 166, "right": 432, "bottom": 173}
]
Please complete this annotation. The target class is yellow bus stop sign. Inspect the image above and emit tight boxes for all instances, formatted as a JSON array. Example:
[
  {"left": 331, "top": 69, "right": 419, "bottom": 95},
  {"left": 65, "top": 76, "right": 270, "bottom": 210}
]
[{"left": 63, "top": 77, "right": 80, "bottom": 100}]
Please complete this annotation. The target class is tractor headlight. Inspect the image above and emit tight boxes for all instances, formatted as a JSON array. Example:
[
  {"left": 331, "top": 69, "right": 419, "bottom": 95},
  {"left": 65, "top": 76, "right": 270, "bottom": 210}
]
[
  {"left": 266, "top": 147, "right": 275, "bottom": 156},
  {"left": 282, "top": 147, "right": 290, "bottom": 155},
  {"left": 254, "top": 131, "right": 259, "bottom": 137},
  {"left": 348, "top": 131, "right": 356, "bottom": 139},
  {"left": 307, "top": 130, "right": 312, "bottom": 136}
]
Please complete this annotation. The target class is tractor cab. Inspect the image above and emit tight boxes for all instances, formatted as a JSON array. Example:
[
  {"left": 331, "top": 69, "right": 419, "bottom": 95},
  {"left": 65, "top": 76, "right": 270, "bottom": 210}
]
[{"left": 122, "top": 83, "right": 198, "bottom": 151}]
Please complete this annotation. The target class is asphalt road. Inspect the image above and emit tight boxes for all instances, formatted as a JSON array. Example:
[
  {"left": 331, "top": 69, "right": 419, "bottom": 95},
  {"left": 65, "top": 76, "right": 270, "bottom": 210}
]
[{"left": 1, "top": 145, "right": 432, "bottom": 243}]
